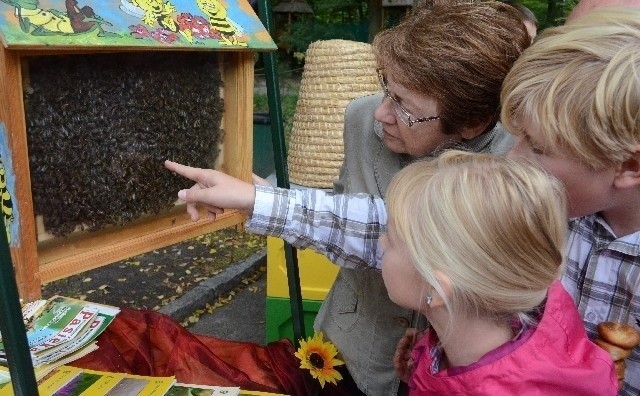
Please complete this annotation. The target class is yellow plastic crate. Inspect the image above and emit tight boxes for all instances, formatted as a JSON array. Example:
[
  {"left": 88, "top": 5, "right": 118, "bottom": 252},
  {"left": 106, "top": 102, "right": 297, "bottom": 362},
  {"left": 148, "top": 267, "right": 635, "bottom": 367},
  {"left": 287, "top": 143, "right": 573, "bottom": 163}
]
[{"left": 266, "top": 237, "right": 339, "bottom": 300}]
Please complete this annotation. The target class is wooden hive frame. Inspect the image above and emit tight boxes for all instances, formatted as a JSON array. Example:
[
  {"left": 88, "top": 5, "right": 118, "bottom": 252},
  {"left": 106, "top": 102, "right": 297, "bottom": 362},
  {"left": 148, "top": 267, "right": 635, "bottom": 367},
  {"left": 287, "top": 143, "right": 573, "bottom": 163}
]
[{"left": 0, "top": 1, "right": 276, "bottom": 301}]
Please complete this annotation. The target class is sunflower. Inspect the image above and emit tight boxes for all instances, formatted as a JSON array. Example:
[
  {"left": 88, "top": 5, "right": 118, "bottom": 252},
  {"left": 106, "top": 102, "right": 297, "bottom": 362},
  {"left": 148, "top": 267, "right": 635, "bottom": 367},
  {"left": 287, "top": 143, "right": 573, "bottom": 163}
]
[{"left": 295, "top": 332, "right": 344, "bottom": 388}]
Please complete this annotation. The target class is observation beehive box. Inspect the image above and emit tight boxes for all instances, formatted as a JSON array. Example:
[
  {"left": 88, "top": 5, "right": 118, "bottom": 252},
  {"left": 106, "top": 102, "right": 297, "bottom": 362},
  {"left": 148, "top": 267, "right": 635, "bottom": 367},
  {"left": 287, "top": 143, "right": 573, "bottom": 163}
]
[{"left": 0, "top": 0, "right": 276, "bottom": 300}]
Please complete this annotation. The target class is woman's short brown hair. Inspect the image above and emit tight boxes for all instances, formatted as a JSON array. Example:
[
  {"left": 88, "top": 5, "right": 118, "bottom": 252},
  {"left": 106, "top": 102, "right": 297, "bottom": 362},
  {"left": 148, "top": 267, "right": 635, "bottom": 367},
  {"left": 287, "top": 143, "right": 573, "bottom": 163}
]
[{"left": 373, "top": 2, "right": 529, "bottom": 135}]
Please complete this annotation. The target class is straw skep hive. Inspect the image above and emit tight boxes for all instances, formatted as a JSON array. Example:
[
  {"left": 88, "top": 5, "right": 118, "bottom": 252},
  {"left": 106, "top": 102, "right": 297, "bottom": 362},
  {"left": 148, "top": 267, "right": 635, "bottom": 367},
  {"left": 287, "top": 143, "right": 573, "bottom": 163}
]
[{"left": 287, "top": 39, "right": 379, "bottom": 188}]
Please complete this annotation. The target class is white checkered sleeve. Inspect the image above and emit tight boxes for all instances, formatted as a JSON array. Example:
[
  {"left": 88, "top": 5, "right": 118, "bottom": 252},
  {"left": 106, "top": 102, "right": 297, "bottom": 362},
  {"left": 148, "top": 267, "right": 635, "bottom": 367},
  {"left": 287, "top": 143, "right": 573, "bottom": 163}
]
[{"left": 246, "top": 185, "right": 387, "bottom": 270}]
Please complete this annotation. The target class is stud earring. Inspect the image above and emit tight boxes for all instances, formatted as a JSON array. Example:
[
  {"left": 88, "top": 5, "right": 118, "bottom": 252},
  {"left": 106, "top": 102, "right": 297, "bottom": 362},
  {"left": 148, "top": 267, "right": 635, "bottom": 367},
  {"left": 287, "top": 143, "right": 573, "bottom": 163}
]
[{"left": 425, "top": 295, "right": 433, "bottom": 306}]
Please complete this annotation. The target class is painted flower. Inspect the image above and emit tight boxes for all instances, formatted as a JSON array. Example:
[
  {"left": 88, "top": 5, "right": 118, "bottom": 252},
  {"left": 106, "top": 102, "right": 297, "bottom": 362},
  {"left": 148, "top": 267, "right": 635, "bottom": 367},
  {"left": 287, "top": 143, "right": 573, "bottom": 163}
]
[
  {"left": 192, "top": 16, "right": 215, "bottom": 39},
  {"left": 177, "top": 13, "right": 195, "bottom": 31},
  {"left": 151, "top": 28, "right": 179, "bottom": 44},
  {"left": 295, "top": 332, "right": 344, "bottom": 388},
  {"left": 129, "top": 24, "right": 151, "bottom": 39}
]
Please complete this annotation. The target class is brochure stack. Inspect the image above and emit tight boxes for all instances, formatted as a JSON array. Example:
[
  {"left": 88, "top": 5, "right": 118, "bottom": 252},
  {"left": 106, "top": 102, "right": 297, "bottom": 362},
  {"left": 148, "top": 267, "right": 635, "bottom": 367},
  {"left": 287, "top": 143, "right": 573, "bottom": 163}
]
[{"left": 0, "top": 296, "right": 120, "bottom": 383}]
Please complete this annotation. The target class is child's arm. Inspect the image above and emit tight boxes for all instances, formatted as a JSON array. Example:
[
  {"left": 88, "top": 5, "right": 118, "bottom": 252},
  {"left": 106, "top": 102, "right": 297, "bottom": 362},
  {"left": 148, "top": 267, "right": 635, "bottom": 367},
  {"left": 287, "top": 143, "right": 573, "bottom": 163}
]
[
  {"left": 165, "top": 160, "right": 386, "bottom": 270},
  {"left": 248, "top": 185, "right": 386, "bottom": 269}
]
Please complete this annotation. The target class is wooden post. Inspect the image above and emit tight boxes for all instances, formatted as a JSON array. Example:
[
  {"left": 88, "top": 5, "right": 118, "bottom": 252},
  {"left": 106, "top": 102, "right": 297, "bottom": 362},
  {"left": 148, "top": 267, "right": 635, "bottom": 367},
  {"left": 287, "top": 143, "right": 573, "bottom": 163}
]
[
  {"left": 222, "top": 51, "right": 255, "bottom": 182},
  {"left": 0, "top": 47, "right": 41, "bottom": 301}
]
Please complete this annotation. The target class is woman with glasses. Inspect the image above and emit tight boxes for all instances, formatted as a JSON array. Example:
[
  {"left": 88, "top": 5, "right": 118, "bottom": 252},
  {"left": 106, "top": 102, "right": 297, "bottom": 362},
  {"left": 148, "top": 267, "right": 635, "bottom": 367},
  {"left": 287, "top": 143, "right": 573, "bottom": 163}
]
[
  {"left": 327, "top": 4, "right": 527, "bottom": 394},
  {"left": 167, "top": 2, "right": 530, "bottom": 395}
]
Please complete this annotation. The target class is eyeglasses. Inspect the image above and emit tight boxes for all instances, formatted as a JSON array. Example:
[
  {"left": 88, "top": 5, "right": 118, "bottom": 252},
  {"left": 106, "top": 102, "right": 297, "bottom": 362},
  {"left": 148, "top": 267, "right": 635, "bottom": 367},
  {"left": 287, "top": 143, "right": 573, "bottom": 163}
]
[{"left": 376, "top": 68, "right": 442, "bottom": 127}]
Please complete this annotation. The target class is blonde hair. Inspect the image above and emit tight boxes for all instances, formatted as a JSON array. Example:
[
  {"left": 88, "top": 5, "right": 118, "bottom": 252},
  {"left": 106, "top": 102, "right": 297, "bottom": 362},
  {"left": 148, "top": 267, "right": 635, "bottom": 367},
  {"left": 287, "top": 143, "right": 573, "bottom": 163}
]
[
  {"left": 386, "top": 151, "right": 566, "bottom": 324},
  {"left": 501, "top": 7, "right": 640, "bottom": 169}
]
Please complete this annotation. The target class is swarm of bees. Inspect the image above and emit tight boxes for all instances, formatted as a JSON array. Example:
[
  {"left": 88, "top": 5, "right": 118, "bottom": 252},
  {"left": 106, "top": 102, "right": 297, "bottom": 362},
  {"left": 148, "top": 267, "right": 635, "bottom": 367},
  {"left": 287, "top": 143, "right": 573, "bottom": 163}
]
[{"left": 24, "top": 52, "right": 224, "bottom": 237}]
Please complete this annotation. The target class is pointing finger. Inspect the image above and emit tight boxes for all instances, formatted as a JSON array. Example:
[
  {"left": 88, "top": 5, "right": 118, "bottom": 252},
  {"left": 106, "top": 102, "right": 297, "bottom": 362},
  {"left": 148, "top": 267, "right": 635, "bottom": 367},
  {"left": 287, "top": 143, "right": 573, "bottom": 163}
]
[{"left": 165, "top": 160, "right": 210, "bottom": 184}]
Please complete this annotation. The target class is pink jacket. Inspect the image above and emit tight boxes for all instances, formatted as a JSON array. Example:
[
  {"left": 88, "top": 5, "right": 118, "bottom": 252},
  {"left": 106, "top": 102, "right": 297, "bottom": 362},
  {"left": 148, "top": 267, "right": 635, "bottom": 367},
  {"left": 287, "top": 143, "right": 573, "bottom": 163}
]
[{"left": 409, "top": 282, "right": 617, "bottom": 395}]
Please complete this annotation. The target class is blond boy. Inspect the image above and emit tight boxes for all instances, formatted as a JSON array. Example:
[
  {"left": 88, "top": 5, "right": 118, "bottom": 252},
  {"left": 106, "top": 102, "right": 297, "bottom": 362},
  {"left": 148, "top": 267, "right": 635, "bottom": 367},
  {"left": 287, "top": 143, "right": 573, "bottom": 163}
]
[{"left": 501, "top": 8, "right": 640, "bottom": 394}]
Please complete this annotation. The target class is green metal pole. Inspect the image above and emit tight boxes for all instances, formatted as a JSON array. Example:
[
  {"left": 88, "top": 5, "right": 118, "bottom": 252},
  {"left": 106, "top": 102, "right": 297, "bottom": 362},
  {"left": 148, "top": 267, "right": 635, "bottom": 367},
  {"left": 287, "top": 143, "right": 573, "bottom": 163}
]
[
  {"left": 0, "top": 228, "right": 38, "bottom": 395},
  {"left": 256, "top": 0, "right": 306, "bottom": 346}
]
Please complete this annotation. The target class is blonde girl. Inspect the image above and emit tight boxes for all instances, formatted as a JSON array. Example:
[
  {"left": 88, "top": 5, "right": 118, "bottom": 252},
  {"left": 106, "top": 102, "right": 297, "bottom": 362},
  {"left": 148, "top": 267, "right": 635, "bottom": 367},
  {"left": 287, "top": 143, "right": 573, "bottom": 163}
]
[{"left": 383, "top": 151, "right": 616, "bottom": 394}]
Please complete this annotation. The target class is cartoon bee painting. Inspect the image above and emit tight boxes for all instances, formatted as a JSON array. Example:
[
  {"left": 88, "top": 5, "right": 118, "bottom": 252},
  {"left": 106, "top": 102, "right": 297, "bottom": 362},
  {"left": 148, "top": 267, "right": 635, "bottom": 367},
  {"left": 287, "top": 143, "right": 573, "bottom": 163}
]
[
  {"left": 120, "top": 0, "right": 194, "bottom": 42},
  {"left": 197, "top": 0, "right": 247, "bottom": 47},
  {"left": 0, "top": 0, "right": 118, "bottom": 37},
  {"left": 121, "top": 0, "right": 176, "bottom": 31},
  {"left": 0, "top": 157, "right": 14, "bottom": 244}
]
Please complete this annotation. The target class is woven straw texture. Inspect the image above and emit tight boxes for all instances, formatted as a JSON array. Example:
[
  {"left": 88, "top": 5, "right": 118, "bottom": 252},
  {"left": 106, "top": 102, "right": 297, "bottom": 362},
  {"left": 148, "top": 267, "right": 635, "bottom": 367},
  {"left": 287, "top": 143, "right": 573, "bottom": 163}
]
[{"left": 288, "top": 39, "right": 379, "bottom": 188}]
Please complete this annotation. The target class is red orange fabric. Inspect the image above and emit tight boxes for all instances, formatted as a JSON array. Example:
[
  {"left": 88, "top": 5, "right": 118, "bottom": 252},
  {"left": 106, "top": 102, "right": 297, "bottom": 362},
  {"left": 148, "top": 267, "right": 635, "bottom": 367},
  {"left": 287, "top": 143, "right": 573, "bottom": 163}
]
[{"left": 71, "top": 308, "right": 349, "bottom": 395}]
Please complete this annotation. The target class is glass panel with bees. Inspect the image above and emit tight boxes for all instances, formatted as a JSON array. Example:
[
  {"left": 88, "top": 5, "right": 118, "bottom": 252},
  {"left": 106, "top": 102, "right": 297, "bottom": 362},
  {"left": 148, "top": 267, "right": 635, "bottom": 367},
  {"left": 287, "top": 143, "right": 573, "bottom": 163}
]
[
  {"left": 0, "top": 1, "right": 270, "bottom": 300},
  {"left": 24, "top": 51, "right": 224, "bottom": 239}
]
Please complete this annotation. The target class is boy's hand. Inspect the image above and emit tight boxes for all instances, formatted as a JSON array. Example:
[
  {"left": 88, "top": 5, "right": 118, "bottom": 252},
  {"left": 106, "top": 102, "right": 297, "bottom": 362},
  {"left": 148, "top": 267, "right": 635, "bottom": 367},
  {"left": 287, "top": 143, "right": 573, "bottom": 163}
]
[
  {"left": 164, "top": 160, "right": 256, "bottom": 221},
  {"left": 394, "top": 328, "right": 422, "bottom": 383}
]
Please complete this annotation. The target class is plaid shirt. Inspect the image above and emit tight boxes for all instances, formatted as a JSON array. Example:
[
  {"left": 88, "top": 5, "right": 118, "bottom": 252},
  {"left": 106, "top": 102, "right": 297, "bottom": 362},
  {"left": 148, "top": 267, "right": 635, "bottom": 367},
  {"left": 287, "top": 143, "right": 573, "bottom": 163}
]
[
  {"left": 563, "top": 214, "right": 640, "bottom": 396},
  {"left": 247, "top": 185, "right": 386, "bottom": 270}
]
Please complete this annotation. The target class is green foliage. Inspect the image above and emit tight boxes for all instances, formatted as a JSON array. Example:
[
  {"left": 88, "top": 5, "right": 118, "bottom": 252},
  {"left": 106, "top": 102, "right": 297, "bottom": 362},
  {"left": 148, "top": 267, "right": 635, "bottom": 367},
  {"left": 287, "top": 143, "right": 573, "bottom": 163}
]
[
  {"left": 272, "top": 0, "right": 370, "bottom": 57},
  {"left": 279, "top": 19, "right": 368, "bottom": 56},
  {"left": 277, "top": 18, "right": 313, "bottom": 55},
  {"left": 520, "top": 0, "right": 579, "bottom": 29},
  {"left": 308, "top": 0, "right": 368, "bottom": 23},
  {"left": 252, "top": 80, "right": 300, "bottom": 147},
  {"left": 253, "top": 92, "right": 269, "bottom": 113},
  {"left": 280, "top": 85, "right": 300, "bottom": 148},
  {"left": 519, "top": 0, "right": 548, "bottom": 24}
]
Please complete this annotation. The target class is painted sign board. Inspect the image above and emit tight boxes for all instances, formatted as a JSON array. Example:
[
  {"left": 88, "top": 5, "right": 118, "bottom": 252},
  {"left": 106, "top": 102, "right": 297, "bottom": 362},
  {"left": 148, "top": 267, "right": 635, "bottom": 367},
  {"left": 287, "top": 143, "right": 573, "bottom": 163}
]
[
  {"left": 0, "top": 123, "right": 18, "bottom": 248},
  {"left": 0, "top": 0, "right": 276, "bottom": 50}
]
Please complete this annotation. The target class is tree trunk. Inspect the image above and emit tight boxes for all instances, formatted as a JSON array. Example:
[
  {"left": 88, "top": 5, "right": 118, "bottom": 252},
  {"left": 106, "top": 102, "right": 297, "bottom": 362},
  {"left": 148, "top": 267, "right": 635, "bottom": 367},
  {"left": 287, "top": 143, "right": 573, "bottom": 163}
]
[
  {"left": 547, "top": 0, "right": 565, "bottom": 26},
  {"left": 368, "top": 0, "right": 382, "bottom": 42}
]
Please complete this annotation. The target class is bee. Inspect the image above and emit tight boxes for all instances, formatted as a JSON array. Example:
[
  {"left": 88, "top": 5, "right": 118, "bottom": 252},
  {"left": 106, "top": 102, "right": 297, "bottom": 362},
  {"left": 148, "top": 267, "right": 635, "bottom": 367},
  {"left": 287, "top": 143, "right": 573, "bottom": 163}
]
[
  {"left": 196, "top": 0, "right": 247, "bottom": 47},
  {"left": 120, "top": 0, "right": 178, "bottom": 32},
  {"left": 120, "top": 0, "right": 195, "bottom": 42},
  {"left": 0, "top": 157, "right": 14, "bottom": 244}
]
